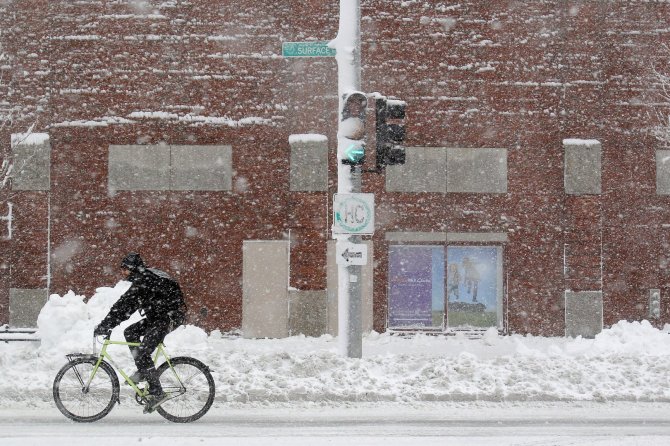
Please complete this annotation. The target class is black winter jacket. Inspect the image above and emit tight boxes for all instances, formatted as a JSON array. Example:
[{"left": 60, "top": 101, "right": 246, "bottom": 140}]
[{"left": 98, "top": 267, "right": 186, "bottom": 330}]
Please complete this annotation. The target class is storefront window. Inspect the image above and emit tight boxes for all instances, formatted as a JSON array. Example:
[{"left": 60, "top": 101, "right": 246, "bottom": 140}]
[
  {"left": 446, "top": 246, "right": 502, "bottom": 328},
  {"left": 388, "top": 245, "right": 503, "bottom": 330},
  {"left": 388, "top": 246, "right": 444, "bottom": 328}
]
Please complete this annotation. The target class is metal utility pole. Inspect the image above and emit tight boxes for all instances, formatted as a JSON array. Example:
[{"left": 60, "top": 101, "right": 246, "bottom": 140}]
[{"left": 331, "top": 0, "right": 363, "bottom": 358}]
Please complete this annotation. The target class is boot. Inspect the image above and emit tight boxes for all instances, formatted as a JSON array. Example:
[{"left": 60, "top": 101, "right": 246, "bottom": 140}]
[
  {"left": 143, "top": 390, "right": 169, "bottom": 413},
  {"left": 126, "top": 369, "right": 147, "bottom": 384}
]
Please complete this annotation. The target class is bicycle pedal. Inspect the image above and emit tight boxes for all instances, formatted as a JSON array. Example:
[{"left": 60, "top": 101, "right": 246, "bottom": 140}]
[{"left": 143, "top": 395, "right": 168, "bottom": 414}]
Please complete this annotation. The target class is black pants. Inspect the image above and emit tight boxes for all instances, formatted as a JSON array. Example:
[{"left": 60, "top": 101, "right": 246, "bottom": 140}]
[{"left": 124, "top": 318, "right": 177, "bottom": 395}]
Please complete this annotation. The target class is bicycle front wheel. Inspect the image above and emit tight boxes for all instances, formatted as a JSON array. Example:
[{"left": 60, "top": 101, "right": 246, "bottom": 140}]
[
  {"left": 155, "top": 356, "right": 215, "bottom": 423},
  {"left": 53, "top": 358, "right": 119, "bottom": 422}
]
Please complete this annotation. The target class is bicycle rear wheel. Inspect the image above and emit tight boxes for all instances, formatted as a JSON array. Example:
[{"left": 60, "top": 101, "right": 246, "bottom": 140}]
[
  {"left": 155, "top": 356, "right": 215, "bottom": 423},
  {"left": 53, "top": 358, "right": 119, "bottom": 422}
]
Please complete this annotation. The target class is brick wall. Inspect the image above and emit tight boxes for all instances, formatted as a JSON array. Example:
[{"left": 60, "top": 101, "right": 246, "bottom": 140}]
[{"left": 1, "top": 0, "right": 670, "bottom": 333}]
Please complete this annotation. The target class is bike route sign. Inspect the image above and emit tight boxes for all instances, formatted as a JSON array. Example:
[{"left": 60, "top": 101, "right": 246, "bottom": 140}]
[
  {"left": 332, "top": 193, "right": 374, "bottom": 235},
  {"left": 336, "top": 241, "right": 368, "bottom": 266}
]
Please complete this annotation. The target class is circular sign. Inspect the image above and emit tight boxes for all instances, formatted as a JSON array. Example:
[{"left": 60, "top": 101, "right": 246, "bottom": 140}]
[{"left": 334, "top": 194, "right": 374, "bottom": 234}]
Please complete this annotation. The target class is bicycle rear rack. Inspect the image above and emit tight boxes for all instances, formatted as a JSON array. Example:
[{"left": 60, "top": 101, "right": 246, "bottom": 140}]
[{"left": 66, "top": 353, "right": 98, "bottom": 363}]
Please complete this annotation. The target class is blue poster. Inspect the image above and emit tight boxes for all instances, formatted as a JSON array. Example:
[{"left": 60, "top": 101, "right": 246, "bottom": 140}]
[
  {"left": 388, "top": 246, "right": 434, "bottom": 327},
  {"left": 446, "top": 246, "right": 499, "bottom": 328}
]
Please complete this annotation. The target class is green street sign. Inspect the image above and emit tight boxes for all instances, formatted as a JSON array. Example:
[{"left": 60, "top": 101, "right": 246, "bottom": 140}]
[{"left": 282, "top": 42, "right": 336, "bottom": 58}]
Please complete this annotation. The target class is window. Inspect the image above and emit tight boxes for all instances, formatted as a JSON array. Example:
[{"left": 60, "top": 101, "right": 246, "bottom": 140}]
[
  {"left": 388, "top": 244, "right": 503, "bottom": 330},
  {"left": 447, "top": 148, "right": 507, "bottom": 194},
  {"left": 108, "top": 144, "right": 232, "bottom": 191},
  {"left": 10, "top": 133, "right": 50, "bottom": 191},
  {"left": 564, "top": 139, "right": 601, "bottom": 195},
  {"left": 385, "top": 147, "right": 507, "bottom": 193},
  {"left": 289, "top": 135, "right": 328, "bottom": 192},
  {"left": 386, "top": 147, "right": 447, "bottom": 193},
  {"left": 656, "top": 149, "right": 670, "bottom": 195},
  {"left": 445, "top": 246, "right": 502, "bottom": 329}
]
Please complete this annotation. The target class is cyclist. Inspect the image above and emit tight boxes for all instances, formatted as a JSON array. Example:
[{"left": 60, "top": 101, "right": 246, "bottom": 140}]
[{"left": 94, "top": 252, "right": 187, "bottom": 412}]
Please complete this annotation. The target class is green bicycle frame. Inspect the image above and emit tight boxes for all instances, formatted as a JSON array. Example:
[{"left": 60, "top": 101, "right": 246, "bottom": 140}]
[{"left": 85, "top": 339, "right": 177, "bottom": 396}]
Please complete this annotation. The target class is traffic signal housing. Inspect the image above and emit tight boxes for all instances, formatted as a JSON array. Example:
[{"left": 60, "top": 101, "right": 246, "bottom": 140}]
[
  {"left": 340, "top": 92, "right": 367, "bottom": 166},
  {"left": 375, "top": 97, "right": 407, "bottom": 169}
]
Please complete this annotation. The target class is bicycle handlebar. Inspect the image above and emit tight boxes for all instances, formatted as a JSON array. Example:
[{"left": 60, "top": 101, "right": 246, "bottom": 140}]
[{"left": 93, "top": 333, "right": 110, "bottom": 354}]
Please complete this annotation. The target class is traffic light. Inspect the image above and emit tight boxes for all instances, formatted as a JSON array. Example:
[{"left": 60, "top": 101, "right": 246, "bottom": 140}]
[
  {"left": 340, "top": 92, "right": 367, "bottom": 166},
  {"left": 375, "top": 97, "right": 407, "bottom": 169}
]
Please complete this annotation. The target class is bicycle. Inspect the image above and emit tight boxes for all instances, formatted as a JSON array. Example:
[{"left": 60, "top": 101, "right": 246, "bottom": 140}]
[{"left": 52, "top": 336, "right": 215, "bottom": 423}]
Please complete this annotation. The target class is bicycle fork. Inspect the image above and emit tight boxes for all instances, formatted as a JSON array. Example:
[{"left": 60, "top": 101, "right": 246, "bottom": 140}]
[
  {"left": 64, "top": 354, "right": 99, "bottom": 393},
  {"left": 65, "top": 353, "right": 121, "bottom": 404}
]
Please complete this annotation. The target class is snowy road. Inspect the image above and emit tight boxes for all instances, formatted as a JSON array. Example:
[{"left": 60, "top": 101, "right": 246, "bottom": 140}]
[{"left": 2, "top": 403, "right": 670, "bottom": 445}]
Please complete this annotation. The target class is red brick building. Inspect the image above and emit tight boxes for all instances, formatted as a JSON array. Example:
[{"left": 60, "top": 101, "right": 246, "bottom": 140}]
[{"left": 1, "top": 0, "right": 669, "bottom": 337}]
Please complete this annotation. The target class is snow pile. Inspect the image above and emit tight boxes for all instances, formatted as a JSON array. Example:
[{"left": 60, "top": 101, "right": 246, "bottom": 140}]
[
  {"left": 591, "top": 319, "right": 670, "bottom": 355},
  {"left": 36, "top": 283, "right": 208, "bottom": 355},
  {"left": 2, "top": 284, "right": 670, "bottom": 408},
  {"left": 36, "top": 282, "right": 133, "bottom": 352}
]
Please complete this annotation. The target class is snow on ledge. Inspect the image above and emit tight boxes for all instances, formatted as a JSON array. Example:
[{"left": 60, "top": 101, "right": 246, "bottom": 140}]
[
  {"left": 128, "top": 111, "right": 180, "bottom": 120},
  {"left": 563, "top": 138, "right": 601, "bottom": 147},
  {"left": 289, "top": 134, "right": 328, "bottom": 144},
  {"left": 10, "top": 132, "right": 49, "bottom": 146},
  {"left": 127, "top": 111, "right": 274, "bottom": 127},
  {"left": 52, "top": 116, "right": 137, "bottom": 127}
]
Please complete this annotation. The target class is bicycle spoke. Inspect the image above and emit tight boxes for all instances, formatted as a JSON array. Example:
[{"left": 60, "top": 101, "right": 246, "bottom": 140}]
[
  {"left": 53, "top": 359, "right": 118, "bottom": 422},
  {"left": 156, "top": 358, "right": 215, "bottom": 422}
]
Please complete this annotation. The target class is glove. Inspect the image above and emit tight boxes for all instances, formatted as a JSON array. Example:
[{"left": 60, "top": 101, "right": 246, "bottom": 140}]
[{"left": 93, "top": 325, "right": 111, "bottom": 337}]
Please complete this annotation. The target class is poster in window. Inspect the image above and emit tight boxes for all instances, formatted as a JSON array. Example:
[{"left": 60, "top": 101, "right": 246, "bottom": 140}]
[
  {"left": 446, "top": 246, "right": 499, "bottom": 328},
  {"left": 388, "top": 246, "right": 435, "bottom": 327}
]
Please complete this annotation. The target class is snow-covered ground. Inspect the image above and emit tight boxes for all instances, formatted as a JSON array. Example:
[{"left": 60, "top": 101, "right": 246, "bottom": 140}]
[
  {"left": 3, "top": 282, "right": 670, "bottom": 409},
  {"left": 3, "top": 284, "right": 670, "bottom": 443},
  {"left": 3, "top": 403, "right": 670, "bottom": 445}
]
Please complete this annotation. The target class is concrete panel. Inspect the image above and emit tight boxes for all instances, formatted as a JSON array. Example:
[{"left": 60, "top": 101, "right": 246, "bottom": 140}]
[
  {"left": 288, "top": 290, "right": 327, "bottom": 337},
  {"left": 290, "top": 137, "right": 328, "bottom": 191},
  {"left": 326, "top": 240, "right": 373, "bottom": 336},
  {"left": 386, "top": 147, "right": 447, "bottom": 193},
  {"left": 565, "top": 291, "right": 603, "bottom": 338},
  {"left": 9, "top": 288, "right": 47, "bottom": 328},
  {"left": 11, "top": 134, "right": 50, "bottom": 190},
  {"left": 242, "top": 241, "right": 289, "bottom": 338},
  {"left": 447, "top": 148, "right": 507, "bottom": 193},
  {"left": 656, "top": 150, "right": 670, "bottom": 195},
  {"left": 564, "top": 140, "right": 601, "bottom": 195},
  {"left": 385, "top": 231, "right": 447, "bottom": 242},
  {"left": 447, "top": 232, "right": 508, "bottom": 243},
  {"left": 171, "top": 145, "right": 232, "bottom": 191},
  {"left": 108, "top": 144, "right": 170, "bottom": 191}
]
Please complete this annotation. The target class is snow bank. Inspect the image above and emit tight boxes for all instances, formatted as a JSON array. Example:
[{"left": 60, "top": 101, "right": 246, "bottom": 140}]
[
  {"left": 35, "top": 282, "right": 208, "bottom": 354},
  {"left": 2, "top": 284, "right": 670, "bottom": 408},
  {"left": 36, "top": 282, "right": 133, "bottom": 351}
]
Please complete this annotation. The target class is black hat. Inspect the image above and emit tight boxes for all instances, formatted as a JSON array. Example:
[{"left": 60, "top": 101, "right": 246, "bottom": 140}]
[{"left": 121, "top": 252, "right": 144, "bottom": 270}]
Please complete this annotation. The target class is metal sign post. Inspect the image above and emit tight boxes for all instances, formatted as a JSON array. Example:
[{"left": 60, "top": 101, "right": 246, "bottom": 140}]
[{"left": 331, "top": 0, "right": 364, "bottom": 358}]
